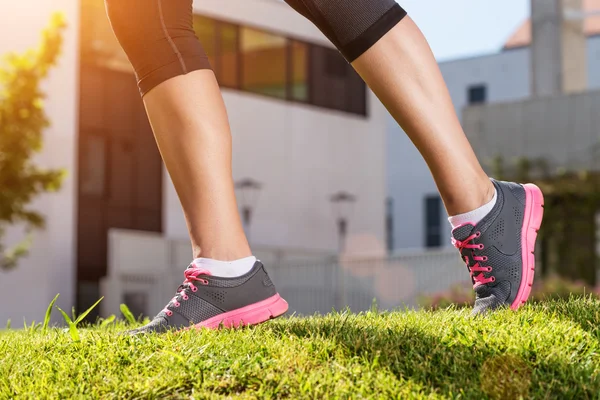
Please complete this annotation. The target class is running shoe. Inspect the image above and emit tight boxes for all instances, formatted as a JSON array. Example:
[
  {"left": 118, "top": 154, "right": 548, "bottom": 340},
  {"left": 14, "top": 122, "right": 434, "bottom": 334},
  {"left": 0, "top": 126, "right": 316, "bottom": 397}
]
[
  {"left": 451, "top": 180, "right": 544, "bottom": 314},
  {"left": 128, "top": 261, "right": 288, "bottom": 334}
]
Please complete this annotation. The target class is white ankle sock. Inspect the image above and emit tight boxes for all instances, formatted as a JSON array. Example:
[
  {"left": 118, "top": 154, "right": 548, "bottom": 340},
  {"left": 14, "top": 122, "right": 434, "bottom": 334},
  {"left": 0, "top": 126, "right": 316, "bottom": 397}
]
[
  {"left": 448, "top": 188, "right": 498, "bottom": 229},
  {"left": 192, "top": 256, "right": 257, "bottom": 278}
]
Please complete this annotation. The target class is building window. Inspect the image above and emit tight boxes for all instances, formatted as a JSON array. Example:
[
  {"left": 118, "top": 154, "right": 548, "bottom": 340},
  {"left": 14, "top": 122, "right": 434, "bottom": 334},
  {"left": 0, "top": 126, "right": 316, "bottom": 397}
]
[
  {"left": 80, "top": 134, "right": 106, "bottom": 197},
  {"left": 82, "top": 6, "right": 368, "bottom": 116},
  {"left": 309, "top": 46, "right": 367, "bottom": 115},
  {"left": 386, "top": 197, "right": 394, "bottom": 253},
  {"left": 241, "top": 27, "right": 288, "bottom": 99},
  {"left": 193, "top": 16, "right": 239, "bottom": 88},
  {"left": 193, "top": 15, "right": 217, "bottom": 68},
  {"left": 289, "top": 41, "right": 309, "bottom": 102},
  {"left": 425, "top": 195, "right": 442, "bottom": 248},
  {"left": 190, "top": 14, "right": 367, "bottom": 116},
  {"left": 217, "top": 22, "right": 240, "bottom": 88},
  {"left": 468, "top": 84, "right": 487, "bottom": 105},
  {"left": 80, "top": 0, "right": 366, "bottom": 116}
]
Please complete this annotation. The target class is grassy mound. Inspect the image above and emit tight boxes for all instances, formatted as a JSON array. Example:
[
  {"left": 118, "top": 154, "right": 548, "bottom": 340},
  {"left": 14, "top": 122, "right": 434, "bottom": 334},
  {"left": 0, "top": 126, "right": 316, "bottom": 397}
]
[{"left": 1, "top": 297, "right": 600, "bottom": 399}]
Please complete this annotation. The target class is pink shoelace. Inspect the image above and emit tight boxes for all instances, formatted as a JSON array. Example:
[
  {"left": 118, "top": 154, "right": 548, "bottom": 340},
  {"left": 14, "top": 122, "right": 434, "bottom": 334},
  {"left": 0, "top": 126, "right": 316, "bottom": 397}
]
[
  {"left": 452, "top": 231, "right": 495, "bottom": 287},
  {"left": 161, "top": 267, "right": 212, "bottom": 317}
]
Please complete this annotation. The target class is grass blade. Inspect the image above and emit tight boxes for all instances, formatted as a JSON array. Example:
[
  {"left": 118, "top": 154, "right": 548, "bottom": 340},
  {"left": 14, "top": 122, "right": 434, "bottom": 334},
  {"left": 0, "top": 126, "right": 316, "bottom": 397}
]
[
  {"left": 74, "top": 297, "right": 104, "bottom": 325},
  {"left": 162, "top": 350, "right": 186, "bottom": 364},
  {"left": 5, "top": 319, "right": 10, "bottom": 330},
  {"left": 56, "top": 307, "right": 79, "bottom": 342},
  {"left": 43, "top": 294, "right": 60, "bottom": 333},
  {"left": 100, "top": 315, "right": 116, "bottom": 328},
  {"left": 120, "top": 304, "right": 136, "bottom": 325}
]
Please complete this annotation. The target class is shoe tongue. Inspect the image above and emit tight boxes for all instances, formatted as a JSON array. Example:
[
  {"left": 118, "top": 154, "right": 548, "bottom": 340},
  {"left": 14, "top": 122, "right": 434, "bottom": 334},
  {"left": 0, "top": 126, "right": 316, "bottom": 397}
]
[{"left": 451, "top": 223, "right": 476, "bottom": 241}]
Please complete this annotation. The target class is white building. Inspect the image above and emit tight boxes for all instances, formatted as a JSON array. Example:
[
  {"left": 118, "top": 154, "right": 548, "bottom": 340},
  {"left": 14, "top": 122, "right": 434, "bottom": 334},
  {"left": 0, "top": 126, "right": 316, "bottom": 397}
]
[
  {"left": 387, "top": 0, "right": 600, "bottom": 251},
  {"left": 0, "top": 0, "right": 389, "bottom": 324}
]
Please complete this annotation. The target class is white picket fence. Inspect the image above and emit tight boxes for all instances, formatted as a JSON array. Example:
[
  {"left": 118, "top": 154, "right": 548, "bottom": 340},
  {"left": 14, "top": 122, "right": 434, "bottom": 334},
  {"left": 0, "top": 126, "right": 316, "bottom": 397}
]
[{"left": 100, "top": 229, "right": 469, "bottom": 318}]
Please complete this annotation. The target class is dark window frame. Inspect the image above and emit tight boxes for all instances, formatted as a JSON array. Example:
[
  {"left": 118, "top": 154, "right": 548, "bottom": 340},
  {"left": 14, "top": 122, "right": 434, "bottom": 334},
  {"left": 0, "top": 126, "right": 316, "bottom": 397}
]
[
  {"left": 386, "top": 197, "right": 394, "bottom": 253},
  {"left": 467, "top": 84, "right": 487, "bottom": 105},
  {"left": 424, "top": 195, "right": 443, "bottom": 248}
]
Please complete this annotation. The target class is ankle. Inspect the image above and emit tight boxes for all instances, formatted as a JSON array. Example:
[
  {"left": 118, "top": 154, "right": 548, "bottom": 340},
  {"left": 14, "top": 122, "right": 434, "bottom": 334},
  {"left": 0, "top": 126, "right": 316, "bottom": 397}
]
[
  {"left": 192, "top": 243, "right": 252, "bottom": 261},
  {"left": 445, "top": 179, "right": 495, "bottom": 216},
  {"left": 193, "top": 255, "right": 257, "bottom": 277}
]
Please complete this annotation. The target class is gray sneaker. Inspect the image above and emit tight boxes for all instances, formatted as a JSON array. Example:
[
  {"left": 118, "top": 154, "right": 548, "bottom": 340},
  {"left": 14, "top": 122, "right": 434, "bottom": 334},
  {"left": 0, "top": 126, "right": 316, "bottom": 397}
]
[
  {"left": 451, "top": 180, "right": 544, "bottom": 314},
  {"left": 128, "top": 261, "right": 288, "bottom": 334}
]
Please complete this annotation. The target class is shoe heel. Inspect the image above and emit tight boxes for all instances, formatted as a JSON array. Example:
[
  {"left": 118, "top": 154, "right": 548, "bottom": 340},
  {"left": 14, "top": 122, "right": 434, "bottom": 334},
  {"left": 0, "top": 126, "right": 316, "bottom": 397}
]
[
  {"left": 524, "top": 183, "right": 545, "bottom": 231},
  {"left": 512, "top": 184, "right": 545, "bottom": 310}
]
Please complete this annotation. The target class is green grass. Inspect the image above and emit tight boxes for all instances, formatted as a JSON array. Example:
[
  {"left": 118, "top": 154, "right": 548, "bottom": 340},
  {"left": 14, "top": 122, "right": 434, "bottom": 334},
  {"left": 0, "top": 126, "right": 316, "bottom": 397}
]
[{"left": 1, "top": 298, "right": 600, "bottom": 399}]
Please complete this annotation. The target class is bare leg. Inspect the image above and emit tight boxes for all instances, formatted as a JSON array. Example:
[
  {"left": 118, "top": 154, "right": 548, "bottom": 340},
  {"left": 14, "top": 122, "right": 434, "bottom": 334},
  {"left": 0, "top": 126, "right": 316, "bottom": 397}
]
[
  {"left": 143, "top": 70, "right": 251, "bottom": 260},
  {"left": 105, "top": 0, "right": 287, "bottom": 334},
  {"left": 352, "top": 17, "right": 494, "bottom": 216}
]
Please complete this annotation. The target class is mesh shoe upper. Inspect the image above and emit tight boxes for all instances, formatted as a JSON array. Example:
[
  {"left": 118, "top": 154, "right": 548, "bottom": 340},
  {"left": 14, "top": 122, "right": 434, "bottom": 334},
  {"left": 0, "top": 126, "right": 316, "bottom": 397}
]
[
  {"left": 452, "top": 180, "right": 527, "bottom": 314},
  {"left": 128, "top": 261, "right": 278, "bottom": 334}
]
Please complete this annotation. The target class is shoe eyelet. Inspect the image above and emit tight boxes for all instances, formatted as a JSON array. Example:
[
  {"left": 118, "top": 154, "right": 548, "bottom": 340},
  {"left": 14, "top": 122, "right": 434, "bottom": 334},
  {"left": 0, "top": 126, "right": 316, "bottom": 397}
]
[
  {"left": 166, "top": 310, "right": 173, "bottom": 317},
  {"left": 478, "top": 244, "right": 485, "bottom": 250},
  {"left": 487, "top": 267, "right": 493, "bottom": 272},
  {"left": 191, "top": 285, "right": 198, "bottom": 293},
  {"left": 174, "top": 301, "right": 180, "bottom": 308},
  {"left": 491, "top": 276, "right": 496, "bottom": 282},
  {"left": 482, "top": 256, "right": 488, "bottom": 261},
  {"left": 182, "top": 294, "right": 189, "bottom": 301},
  {"left": 475, "top": 232, "right": 481, "bottom": 238}
]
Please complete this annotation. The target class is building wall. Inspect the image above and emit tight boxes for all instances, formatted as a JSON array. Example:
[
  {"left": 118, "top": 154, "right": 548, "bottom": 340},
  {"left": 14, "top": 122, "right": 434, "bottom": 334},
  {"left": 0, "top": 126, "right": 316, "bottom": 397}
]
[
  {"left": 0, "top": 0, "right": 386, "bottom": 325},
  {"left": 0, "top": 0, "right": 79, "bottom": 325},
  {"left": 388, "top": 35, "right": 600, "bottom": 251},
  {"left": 163, "top": 0, "right": 388, "bottom": 257},
  {"left": 165, "top": 89, "right": 388, "bottom": 256}
]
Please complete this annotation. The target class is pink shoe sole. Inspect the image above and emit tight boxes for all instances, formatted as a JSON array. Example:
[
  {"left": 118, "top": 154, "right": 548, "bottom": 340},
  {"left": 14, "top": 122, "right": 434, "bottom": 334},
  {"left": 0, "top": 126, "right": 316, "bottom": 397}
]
[
  {"left": 193, "top": 294, "right": 289, "bottom": 330},
  {"left": 511, "top": 184, "right": 544, "bottom": 310}
]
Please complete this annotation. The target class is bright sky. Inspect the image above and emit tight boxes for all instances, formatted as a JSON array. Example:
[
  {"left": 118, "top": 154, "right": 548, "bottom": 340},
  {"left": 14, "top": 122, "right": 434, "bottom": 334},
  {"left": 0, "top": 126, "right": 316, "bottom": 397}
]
[{"left": 400, "top": 0, "right": 531, "bottom": 61}]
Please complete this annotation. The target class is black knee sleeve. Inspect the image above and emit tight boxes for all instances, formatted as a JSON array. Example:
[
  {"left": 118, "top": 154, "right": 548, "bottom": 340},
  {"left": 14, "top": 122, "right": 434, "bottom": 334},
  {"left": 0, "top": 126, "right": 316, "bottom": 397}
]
[
  {"left": 105, "top": 0, "right": 211, "bottom": 96},
  {"left": 285, "top": 0, "right": 407, "bottom": 62}
]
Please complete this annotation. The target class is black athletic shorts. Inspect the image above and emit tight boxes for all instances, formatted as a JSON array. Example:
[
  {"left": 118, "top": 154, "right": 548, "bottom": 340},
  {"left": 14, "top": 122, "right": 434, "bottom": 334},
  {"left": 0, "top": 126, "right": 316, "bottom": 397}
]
[{"left": 105, "top": 0, "right": 406, "bottom": 96}]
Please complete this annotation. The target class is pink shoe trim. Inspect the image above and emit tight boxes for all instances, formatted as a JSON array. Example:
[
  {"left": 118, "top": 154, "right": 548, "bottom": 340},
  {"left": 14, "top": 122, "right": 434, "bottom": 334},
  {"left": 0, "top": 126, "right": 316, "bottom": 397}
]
[
  {"left": 193, "top": 294, "right": 289, "bottom": 330},
  {"left": 511, "top": 184, "right": 544, "bottom": 310}
]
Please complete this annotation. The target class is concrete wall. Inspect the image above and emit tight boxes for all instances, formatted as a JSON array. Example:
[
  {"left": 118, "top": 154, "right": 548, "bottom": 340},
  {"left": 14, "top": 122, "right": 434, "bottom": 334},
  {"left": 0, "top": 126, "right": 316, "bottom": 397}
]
[
  {"left": 463, "top": 89, "right": 600, "bottom": 171},
  {"left": 0, "top": 0, "right": 79, "bottom": 325}
]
